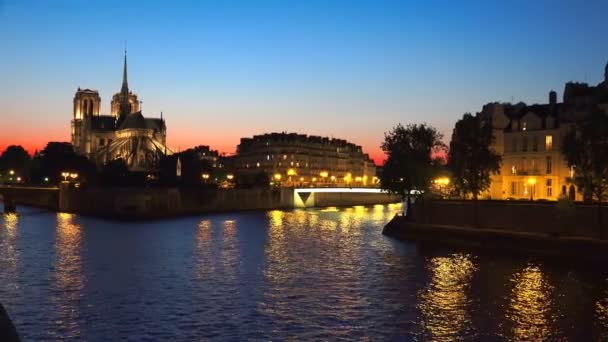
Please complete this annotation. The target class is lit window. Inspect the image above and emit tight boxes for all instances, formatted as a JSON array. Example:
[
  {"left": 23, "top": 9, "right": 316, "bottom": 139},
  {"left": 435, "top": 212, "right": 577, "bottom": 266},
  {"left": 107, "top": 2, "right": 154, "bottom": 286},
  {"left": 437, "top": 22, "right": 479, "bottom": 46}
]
[
  {"left": 569, "top": 166, "right": 575, "bottom": 178},
  {"left": 546, "top": 179, "right": 553, "bottom": 197},
  {"left": 267, "top": 155, "right": 270, "bottom": 161},
  {"left": 256, "top": 162, "right": 260, "bottom": 167},
  {"left": 511, "top": 165, "right": 517, "bottom": 174},
  {"left": 522, "top": 121, "right": 527, "bottom": 131},
  {"left": 545, "top": 135, "right": 553, "bottom": 151},
  {"left": 546, "top": 156, "right": 552, "bottom": 174}
]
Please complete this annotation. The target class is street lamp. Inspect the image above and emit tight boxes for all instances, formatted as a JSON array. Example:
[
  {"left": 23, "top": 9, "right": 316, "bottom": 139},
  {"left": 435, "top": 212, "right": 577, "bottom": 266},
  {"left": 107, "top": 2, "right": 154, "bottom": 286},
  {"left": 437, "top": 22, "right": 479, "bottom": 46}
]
[
  {"left": 527, "top": 177, "right": 536, "bottom": 201},
  {"left": 70, "top": 173, "right": 78, "bottom": 180},
  {"left": 226, "top": 174, "right": 234, "bottom": 180},
  {"left": 9, "top": 170, "right": 14, "bottom": 176},
  {"left": 201, "top": 173, "right": 210, "bottom": 183},
  {"left": 274, "top": 173, "right": 282, "bottom": 181},
  {"left": 61, "top": 172, "right": 69, "bottom": 181}
]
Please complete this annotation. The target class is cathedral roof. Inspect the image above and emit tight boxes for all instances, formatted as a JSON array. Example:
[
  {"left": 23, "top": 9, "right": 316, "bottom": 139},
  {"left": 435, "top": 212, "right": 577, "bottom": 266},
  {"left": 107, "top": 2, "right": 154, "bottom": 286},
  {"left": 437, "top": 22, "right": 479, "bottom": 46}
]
[
  {"left": 119, "top": 112, "right": 148, "bottom": 130},
  {"left": 90, "top": 115, "right": 117, "bottom": 131},
  {"left": 145, "top": 118, "right": 166, "bottom": 132}
]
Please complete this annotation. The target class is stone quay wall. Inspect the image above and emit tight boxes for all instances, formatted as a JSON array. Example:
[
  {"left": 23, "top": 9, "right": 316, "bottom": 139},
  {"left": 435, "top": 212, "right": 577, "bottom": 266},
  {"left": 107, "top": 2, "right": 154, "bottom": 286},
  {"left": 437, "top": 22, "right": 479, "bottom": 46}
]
[
  {"left": 0, "top": 186, "right": 59, "bottom": 211},
  {"left": 412, "top": 199, "right": 608, "bottom": 239},
  {"left": 2, "top": 185, "right": 399, "bottom": 219}
]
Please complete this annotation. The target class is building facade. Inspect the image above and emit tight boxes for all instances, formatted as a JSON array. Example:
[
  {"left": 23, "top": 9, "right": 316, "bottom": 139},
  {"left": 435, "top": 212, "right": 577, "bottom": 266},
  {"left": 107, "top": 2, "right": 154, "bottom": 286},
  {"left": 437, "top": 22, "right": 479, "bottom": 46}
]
[
  {"left": 478, "top": 61, "right": 608, "bottom": 201},
  {"left": 235, "top": 133, "right": 377, "bottom": 186},
  {"left": 71, "top": 53, "right": 171, "bottom": 171}
]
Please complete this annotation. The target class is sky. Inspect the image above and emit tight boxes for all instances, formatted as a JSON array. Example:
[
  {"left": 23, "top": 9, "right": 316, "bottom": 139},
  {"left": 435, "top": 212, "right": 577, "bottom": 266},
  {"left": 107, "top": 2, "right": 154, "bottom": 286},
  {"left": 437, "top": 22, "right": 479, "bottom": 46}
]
[{"left": 0, "top": 0, "right": 607, "bottom": 164}]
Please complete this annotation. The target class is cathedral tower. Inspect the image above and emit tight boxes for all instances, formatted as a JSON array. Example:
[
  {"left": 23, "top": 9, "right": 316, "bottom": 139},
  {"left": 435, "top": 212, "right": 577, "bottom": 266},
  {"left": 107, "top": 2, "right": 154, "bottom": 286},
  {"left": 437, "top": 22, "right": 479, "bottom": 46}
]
[
  {"left": 73, "top": 88, "right": 101, "bottom": 119},
  {"left": 72, "top": 88, "right": 101, "bottom": 153}
]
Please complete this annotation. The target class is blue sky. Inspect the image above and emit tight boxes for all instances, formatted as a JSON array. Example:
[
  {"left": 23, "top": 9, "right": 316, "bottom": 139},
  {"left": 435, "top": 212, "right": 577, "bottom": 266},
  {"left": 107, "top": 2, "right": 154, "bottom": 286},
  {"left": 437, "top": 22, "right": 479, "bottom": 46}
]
[{"left": 0, "top": 0, "right": 606, "bottom": 161}]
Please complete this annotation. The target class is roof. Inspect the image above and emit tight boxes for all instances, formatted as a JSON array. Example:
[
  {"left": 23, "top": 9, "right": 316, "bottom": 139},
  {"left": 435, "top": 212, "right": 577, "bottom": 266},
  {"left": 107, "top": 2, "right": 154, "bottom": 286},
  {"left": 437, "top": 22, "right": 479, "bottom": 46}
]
[
  {"left": 145, "top": 118, "right": 165, "bottom": 132},
  {"left": 118, "top": 112, "right": 147, "bottom": 130},
  {"left": 89, "top": 115, "right": 116, "bottom": 131}
]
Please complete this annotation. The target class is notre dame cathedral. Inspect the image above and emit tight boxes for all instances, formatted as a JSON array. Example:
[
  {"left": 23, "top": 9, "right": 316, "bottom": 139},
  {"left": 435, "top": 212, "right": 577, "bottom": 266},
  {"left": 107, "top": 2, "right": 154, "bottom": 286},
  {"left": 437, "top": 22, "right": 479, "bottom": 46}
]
[{"left": 71, "top": 52, "right": 172, "bottom": 171}]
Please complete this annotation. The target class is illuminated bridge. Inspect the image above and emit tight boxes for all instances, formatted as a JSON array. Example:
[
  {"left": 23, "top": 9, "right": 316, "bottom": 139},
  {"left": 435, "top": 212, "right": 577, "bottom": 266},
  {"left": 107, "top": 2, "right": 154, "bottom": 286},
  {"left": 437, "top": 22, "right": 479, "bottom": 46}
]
[{"left": 293, "top": 187, "right": 398, "bottom": 208}]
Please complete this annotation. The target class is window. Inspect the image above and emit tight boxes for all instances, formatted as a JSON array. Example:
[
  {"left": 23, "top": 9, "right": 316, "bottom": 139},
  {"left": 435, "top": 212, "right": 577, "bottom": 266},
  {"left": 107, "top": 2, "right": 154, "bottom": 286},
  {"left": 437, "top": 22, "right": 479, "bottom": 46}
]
[
  {"left": 546, "top": 179, "right": 553, "bottom": 197},
  {"left": 546, "top": 156, "right": 552, "bottom": 174},
  {"left": 522, "top": 137, "right": 528, "bottom": 152},
  {"left": 511, "top": 181, "right": 516, "bottom": 196},
  {"left": 100, "top": 138, "right": 105, "bottom": 146},
  {"left": 532, "top": 136, "right": 538, "bottom": 151},
  {"left": 545, "top": 135, "right": 553, "bottom": 151},
  {"left": 569, "top": 166, "right": 575, "bottom": 178},
  {"left": 511, "top": 165, "right": 517, "bottom": 174},
  {"left": 531, "top": 157, "right": 537, "bottom": 173},
  {"left": 511, "top": 138, "right": 517, "bottom": 153},
  {"left": 522, "top": 121, "right": 528, "bottom": 131}
]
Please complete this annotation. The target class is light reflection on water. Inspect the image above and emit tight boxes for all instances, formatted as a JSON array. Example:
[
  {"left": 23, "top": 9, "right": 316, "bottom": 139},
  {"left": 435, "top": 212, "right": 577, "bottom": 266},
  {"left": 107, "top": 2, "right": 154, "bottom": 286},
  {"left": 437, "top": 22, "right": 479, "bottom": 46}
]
[
  {"left": 418, "top": 254, "right": 476, "bottom": 341},
  {"left": 48, "top": 213, "right": 84, "bottom": 340},
  {"left": 507, "top": 265, "right": 554, "bottom": 341},
  {"left": 1, "top": 203, "right": 608, "bottom": 340}
]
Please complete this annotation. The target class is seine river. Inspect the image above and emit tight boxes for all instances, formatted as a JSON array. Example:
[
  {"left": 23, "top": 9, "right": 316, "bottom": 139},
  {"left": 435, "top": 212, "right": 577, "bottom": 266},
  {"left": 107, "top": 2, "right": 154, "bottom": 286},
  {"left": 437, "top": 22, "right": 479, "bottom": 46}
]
[{"left": 1, "top": 204, "right": 608, "bottom": 340}]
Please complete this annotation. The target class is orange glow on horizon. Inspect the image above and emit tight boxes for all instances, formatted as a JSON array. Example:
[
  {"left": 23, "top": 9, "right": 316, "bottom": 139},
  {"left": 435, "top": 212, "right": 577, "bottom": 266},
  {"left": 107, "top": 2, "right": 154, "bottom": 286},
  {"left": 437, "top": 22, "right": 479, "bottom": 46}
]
[{"left": 1, "top": 135, "right": 387, "bottom": 166}]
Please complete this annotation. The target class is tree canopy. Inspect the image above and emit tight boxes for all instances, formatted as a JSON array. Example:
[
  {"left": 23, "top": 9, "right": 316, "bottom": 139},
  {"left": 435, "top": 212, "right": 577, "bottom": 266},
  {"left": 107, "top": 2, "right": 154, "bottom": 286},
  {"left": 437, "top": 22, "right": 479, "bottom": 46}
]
[
  {"left": 157, "top": 148, "right": 214, "bottom": 186},
  {"left": 0, "top": 145, "right": 31, "bottom": 176},
  {"left": 380, "top": 123, "right": 445, "bottom": 200},
  {"left": 448, "top": 113, "right": 501, "bottom": 199},
  {"left": 29, "top": 142, "right": 97, "bottom": 184},
  {"left": 561, "top": 110, "right": 608, "bottom": 203}
]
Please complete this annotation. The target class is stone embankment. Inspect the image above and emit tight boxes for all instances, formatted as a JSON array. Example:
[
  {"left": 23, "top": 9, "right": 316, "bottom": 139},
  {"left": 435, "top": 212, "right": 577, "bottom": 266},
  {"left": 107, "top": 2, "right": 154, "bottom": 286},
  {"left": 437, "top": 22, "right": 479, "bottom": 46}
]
[
  {"left": 1, "top": 185, "right": 399, "bottom": 219},
  {"left": 383, "top": 199, "right": 608, "bottom": 261}
]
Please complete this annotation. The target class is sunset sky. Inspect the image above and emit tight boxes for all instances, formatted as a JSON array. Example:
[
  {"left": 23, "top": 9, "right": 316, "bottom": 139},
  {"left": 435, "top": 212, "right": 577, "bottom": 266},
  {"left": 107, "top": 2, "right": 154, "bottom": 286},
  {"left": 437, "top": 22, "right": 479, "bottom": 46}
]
[{"left": 1, "top": 0, "right": 607, "bottom": 164}]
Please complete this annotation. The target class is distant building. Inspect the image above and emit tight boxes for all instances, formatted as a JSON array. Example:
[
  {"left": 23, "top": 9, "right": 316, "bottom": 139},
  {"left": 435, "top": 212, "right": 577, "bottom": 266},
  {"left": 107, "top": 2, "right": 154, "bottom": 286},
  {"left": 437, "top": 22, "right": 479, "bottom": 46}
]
[
  {"left": 188, "top": 145, "right": 220, "bottom": 166},
  {"left": 71, "top": 52, "right": 171, "bottom": 171},
  {"left": 235, "top": 132, "right": 377, "bottom": 186},
  {"left": 476, "top": 60, "right": 608, "bottom": 201}
]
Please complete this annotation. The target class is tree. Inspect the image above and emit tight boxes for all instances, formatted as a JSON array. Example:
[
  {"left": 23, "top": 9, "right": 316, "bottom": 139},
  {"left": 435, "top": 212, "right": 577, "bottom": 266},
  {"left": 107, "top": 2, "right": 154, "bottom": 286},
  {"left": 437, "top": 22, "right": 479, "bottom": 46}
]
[
  {"left": 29, "top": 142, "right": 97, "bottom": 184},
  {"left": 561, "top": 109, "right": 608, "bottom": 238},
  {"left": 447, "top": 113, "right": 501, "bottom": 200},
  {"left": 380, "top": 123, "right": 446, "bottom": 218},
  {"left": 0, "top": 145, "right": 31, "bottom": 180},
  {"left": 157, "top": 148, "right": 214, "bottom": 187}
]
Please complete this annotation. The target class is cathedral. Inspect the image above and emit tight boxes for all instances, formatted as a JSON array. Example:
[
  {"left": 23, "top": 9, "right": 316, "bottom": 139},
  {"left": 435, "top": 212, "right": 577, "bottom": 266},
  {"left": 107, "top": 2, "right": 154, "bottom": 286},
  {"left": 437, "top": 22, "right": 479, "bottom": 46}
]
[{"left": 71, "top": 53, "right": 172, "bottom": 171}]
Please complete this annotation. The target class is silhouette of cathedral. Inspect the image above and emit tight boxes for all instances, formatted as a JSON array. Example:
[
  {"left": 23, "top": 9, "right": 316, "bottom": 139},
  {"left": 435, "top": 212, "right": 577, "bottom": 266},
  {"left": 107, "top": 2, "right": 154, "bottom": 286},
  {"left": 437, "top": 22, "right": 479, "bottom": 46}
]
[{"left": 71, "top": 52, "right": 172, "bottom": 171}]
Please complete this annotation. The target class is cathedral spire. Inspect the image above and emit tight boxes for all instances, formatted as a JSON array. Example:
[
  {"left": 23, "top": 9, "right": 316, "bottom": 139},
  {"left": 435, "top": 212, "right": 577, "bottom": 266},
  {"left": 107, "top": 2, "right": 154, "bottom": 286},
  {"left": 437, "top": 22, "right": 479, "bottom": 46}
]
[{"left": 121, "top": 49, "right": 129, "bottom": 94}]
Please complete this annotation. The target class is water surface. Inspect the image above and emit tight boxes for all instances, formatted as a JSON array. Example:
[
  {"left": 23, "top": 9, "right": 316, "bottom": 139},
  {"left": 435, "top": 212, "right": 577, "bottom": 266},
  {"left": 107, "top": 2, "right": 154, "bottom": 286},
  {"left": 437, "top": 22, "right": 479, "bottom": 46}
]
[{"left": 1, "top": 204, "right": 607, "bottom": 340}]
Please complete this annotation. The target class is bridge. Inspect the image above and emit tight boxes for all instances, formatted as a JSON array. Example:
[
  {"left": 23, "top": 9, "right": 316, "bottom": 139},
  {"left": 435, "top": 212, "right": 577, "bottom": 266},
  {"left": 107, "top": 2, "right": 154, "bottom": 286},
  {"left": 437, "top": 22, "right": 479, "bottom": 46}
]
[{"left": 293, "top": 187, "right": 397, "bottom": 208}]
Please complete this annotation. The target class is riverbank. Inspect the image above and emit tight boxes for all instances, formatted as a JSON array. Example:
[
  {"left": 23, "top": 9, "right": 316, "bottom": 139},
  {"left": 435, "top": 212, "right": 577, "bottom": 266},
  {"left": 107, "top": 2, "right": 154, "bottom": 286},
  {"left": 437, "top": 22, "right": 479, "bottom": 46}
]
[
  {"left": 383, "top": 212, "right": 608, "bottom": 262},
  {"left": 1, "top": 185, "right": 400, "bottom": 220}
]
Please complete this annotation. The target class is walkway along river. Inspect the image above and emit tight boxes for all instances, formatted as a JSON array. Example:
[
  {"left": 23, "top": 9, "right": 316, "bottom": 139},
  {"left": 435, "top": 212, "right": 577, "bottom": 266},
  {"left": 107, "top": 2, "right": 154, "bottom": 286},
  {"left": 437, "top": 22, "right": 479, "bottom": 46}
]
[{"left": 1, "top": 203, "right": 608, "bottom": 340}]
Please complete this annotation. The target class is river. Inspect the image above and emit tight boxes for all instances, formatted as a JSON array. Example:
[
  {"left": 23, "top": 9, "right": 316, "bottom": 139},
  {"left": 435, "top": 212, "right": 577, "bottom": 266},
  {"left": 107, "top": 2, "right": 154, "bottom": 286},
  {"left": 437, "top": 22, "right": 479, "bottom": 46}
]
[{"left": 1, "top": 204, "right": 608, "bottom": 340}]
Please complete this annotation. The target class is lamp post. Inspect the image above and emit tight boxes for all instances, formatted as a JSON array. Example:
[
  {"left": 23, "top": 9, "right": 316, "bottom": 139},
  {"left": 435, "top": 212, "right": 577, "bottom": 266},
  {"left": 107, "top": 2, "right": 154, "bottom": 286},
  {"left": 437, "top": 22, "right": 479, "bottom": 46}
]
[
  {"left": 61, "top": 172, "right": 69, "bottom": 182},
  {"left": 527, "top": 177, "right": 536, "bottom": 201},
  {"left": 202, "top": 173, "right": 210, "bottom": 183}
]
